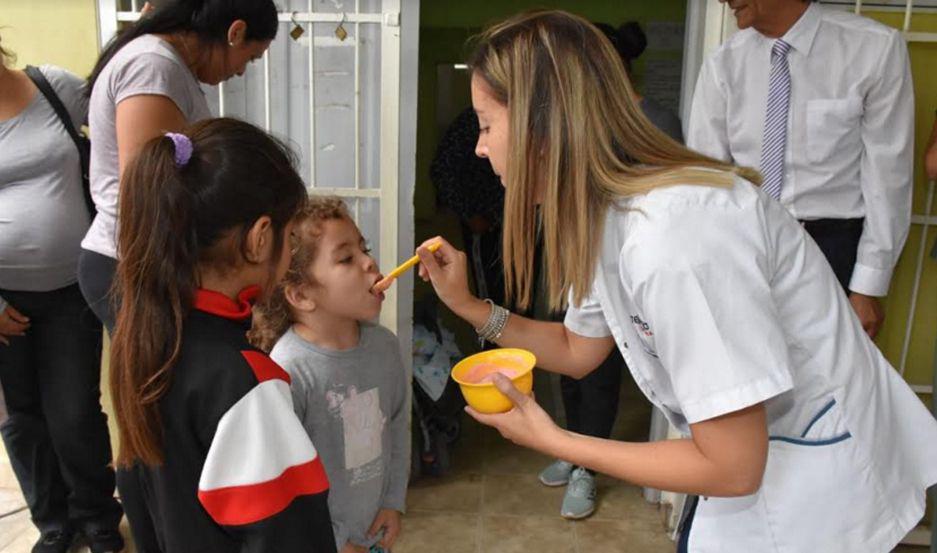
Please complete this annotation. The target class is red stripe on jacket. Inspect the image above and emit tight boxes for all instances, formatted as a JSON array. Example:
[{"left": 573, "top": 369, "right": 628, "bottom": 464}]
[
  {"left": 198, "top": 457, "right": 330, "bottom": 526},
  {"left": 241, "top": 350, "right": 291, "bottom": 385}
]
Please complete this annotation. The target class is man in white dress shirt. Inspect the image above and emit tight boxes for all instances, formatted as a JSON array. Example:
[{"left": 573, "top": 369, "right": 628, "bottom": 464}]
[{"left": 687, "top": 0, "right": 913, "bottom": 339}]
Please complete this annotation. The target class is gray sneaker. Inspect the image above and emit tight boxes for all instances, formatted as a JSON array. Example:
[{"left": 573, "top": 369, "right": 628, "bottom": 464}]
[
  {"left": 538, "top": 459, "right": 574, "bottom": 487},
  {"left": 560, "top": 467, "right": 596, "bottom": 519}
]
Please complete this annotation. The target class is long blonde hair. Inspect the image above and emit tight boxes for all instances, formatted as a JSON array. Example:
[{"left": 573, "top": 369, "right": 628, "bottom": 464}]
[{"left": 468, "top": 10, "right": 760, "bottom": 312}]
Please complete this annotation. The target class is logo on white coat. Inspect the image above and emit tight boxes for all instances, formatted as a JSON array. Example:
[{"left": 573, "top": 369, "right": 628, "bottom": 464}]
[
  {"left": 630, "top": 314, "right": 658, "bottom": 358},
  {"left": 630, "top": 315, "right": 653, "bottom": 337}
]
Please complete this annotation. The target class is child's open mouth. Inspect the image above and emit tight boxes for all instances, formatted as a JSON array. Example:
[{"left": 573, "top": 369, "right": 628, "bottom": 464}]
[{"left": 370, "top": 276, "right": 386, "bottom": 301}]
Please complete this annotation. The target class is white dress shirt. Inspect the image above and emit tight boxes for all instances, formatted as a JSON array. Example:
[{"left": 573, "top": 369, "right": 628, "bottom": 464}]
[
  {"left": 564, "top": 175, "right": 937, "bottom": 551},
  {"left": 687, "top": 3, "right": 913, "bottom": 297}
]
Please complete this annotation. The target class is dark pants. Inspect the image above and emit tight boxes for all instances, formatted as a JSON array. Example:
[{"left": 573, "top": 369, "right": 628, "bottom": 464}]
[
  {"left": 800, "top": 218, "right": 863, "bottom": 292},
  {"left": 0, "top": 284, "right": 122, "bottom": 533},
  {"left": 560, "top": 349, "right": 624, "bottom": 440},
  {"left": 77, "top": 249, "right": 118, "bottom": 332},
  {"left": 527, "top": 233, "right": 626, "bottom": 473},
  {"left": 676, "top": 496, "right": 699, "bottom": 553},
  {"left": 77, "top": 250, "right": 158, "bottom": 548}
]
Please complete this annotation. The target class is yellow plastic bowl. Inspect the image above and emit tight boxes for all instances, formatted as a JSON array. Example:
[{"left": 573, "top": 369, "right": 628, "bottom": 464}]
[{"left": 451, "top": 348, "right": 536, "bottom": 414}]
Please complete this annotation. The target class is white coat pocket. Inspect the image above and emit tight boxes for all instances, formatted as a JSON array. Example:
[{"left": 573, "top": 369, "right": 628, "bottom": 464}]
[
  {"left": 761, "top": 399, "right": 892, "bottom": 552},
  {"left": 688, "top": 397, "right": 894, "bottom": 553},
  {"left": 805, "top": 97, "right": 862, "bottom": 164}
]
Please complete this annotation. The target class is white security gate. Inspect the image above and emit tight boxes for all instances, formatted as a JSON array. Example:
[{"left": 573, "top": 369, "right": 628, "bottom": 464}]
[{"left": 96, "top": 0, "right": 418, "bottom": 345}]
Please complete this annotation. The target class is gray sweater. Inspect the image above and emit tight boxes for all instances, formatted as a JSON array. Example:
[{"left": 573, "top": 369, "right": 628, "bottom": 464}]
[{"left": 270, "top": 324, "right": 410, "bottom": 550}]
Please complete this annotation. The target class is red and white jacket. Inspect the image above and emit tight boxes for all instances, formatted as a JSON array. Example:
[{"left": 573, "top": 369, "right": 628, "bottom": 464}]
[{"left": 118, "top": 286, "right": 336, "bottom": 553}]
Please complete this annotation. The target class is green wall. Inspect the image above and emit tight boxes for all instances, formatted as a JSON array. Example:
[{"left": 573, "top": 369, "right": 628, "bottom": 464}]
[
  {"left": 862, "top": 12, "right": 937, "bottom": 397},
  {"left": 0, "top": 0, "right": 100, "bottom": 75}
]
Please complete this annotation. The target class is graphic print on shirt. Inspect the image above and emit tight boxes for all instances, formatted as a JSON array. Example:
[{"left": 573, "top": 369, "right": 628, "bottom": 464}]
[
  {"left": 331, "top": 386, "right": 386, "bottom": 486},
  {"left": 630, "top": 314, "right": 658, "bottom": 359}
]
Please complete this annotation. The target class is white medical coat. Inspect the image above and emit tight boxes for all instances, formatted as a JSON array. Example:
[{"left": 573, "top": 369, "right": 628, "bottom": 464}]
[{"left": 564, "top": 174, "right": 937, "bottom": 552}]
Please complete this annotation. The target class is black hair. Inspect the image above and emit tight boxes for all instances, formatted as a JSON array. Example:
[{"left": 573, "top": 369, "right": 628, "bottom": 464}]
[
  {"left": 88, "top": 0, "right": 279, "bottom": 93},
  {"left": 111, "top": 117, "right": 307, "bottom": 466},
  {"left": 594, "top": 20, "right": 647, "bottom": 76}
]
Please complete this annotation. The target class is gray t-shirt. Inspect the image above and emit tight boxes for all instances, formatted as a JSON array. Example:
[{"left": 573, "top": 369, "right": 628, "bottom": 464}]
[
  {"left": 0, "top": 65, "right": 89, "bottom": 310},
  {"left": 82, "top": 34, "right": 211, "bottom": 258},
  {"left": 270, "top": 324, "right": 410, "bottom": 551}
]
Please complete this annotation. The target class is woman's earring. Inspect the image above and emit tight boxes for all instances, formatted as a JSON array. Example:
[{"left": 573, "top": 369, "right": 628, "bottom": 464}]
[{"left": 228, "top": 41, "right": 235, "bottom": 47}]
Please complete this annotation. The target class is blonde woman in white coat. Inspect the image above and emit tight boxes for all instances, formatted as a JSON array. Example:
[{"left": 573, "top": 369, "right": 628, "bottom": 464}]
[{"left": 416, "top": 10, "right": 937, "bottom": 553}]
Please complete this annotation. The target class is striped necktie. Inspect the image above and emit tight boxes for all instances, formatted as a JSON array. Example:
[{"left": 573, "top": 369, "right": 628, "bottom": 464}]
[{"left": 760, "top": 39, "right": 792, "bottom": 200}]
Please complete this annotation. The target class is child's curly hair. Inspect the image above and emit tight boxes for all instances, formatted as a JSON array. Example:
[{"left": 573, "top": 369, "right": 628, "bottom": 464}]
[{"left": 248, "top": 195, "right": 351, "bottom": 352}]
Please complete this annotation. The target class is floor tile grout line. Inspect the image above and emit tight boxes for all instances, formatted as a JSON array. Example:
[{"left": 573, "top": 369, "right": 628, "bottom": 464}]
[
  {"left": 0, "top": 511, "right": 34, "bottom": 552},
  {"left": 0, "top": 506, "right": 27, "bottom": 520}
]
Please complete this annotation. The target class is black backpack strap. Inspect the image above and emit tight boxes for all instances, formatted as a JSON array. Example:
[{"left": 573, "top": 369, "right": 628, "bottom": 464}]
[
  {"left": 24, "top": 66, "right": 85, "bottom": 159},
  {"left": 24, "top": 65, "right": 94, "bottom": 215}
]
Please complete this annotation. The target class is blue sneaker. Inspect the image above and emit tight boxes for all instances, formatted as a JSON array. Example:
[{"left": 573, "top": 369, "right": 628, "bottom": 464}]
[
  {"left": 538, "top": 459, "right": 574, "bottom": 487},
  {"left": 560, "top": 467, "right": 596, "bottom": 519}
]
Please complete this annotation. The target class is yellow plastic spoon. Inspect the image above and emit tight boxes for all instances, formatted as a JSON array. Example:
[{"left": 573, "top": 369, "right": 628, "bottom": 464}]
[{"left": 372, "top": 241, "right": 443, "bottom": 293}]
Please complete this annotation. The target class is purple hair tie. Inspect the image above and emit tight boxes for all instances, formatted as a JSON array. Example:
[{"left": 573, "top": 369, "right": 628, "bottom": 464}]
[{"left": 165, "top": 132, "right": 193, "bottom": 167}]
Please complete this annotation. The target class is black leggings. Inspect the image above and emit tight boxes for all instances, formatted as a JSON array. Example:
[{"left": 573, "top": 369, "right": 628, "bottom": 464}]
[
  {"left": 559, "top": 349, "right": 623, "bottom": 441},
  {"left": 77, "top": 249, "right": 117, "bottom": 332}
]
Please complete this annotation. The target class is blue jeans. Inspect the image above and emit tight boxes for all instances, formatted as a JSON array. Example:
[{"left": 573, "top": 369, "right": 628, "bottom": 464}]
[{"left": 0, "top": 284, "right": 122, "bottom": 533}]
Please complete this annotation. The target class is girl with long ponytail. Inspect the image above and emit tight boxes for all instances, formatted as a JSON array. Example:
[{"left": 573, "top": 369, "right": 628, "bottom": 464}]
[{"left": 111, "top": 117, "right": 336, "bottom": 553}]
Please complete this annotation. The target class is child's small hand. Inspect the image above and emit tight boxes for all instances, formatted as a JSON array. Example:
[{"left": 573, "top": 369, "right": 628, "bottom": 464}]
[
  {"left": 340, "top": 542, "right": 367, "bottom": 553},
  {"left": 368, "top": 508, "right": 401, "bottom": 549}
]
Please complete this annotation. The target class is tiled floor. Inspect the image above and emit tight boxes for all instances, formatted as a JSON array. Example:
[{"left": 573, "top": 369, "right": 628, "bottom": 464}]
[
  {"left": 0, "top": 371, "right": 932, "bottom": 552},
  {"left": 396, "top": 416, "right": 933, "bottom": 553},
  {"left": 0, "top": 494, "right": 137, "bottom": 553},
  {"left": 393, "top": 412, "right": 675, "bottom": 553}
]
